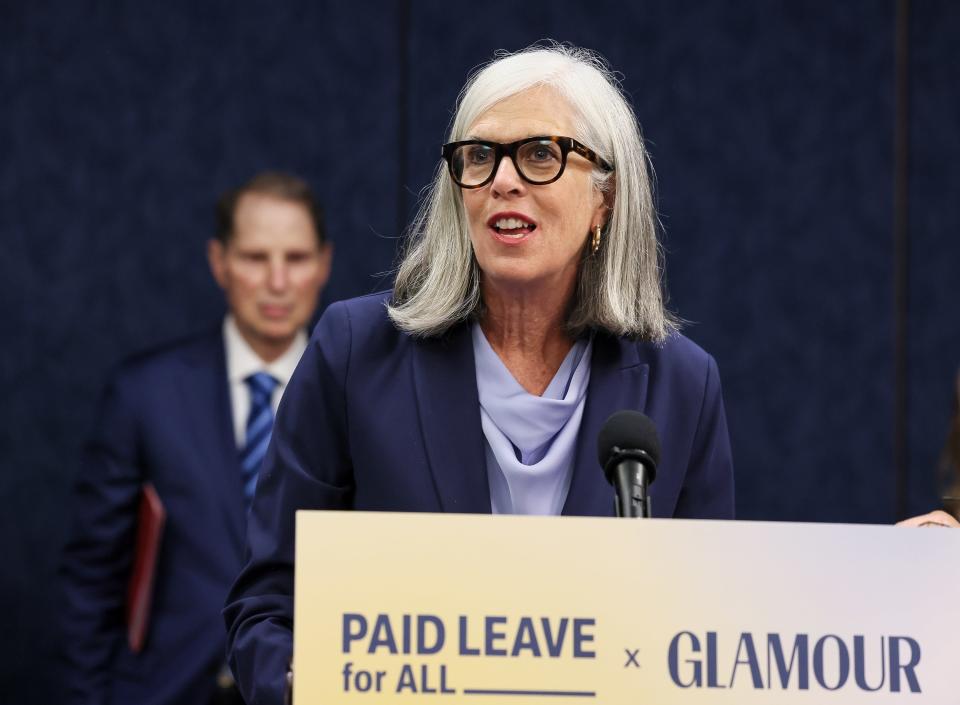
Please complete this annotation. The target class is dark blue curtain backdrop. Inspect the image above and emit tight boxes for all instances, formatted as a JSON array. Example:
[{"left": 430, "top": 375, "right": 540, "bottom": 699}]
[
  {"left": 907, "top": 2, "right": 960, "bottom": 514},
  {"left": 1, "top": 1, "right": 957, "bottom": 701}
]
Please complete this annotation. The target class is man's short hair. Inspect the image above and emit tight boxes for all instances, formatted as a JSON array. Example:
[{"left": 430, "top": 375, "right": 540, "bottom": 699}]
[{"left": 215, "top": 171, "right": 327, "bottom": 246}]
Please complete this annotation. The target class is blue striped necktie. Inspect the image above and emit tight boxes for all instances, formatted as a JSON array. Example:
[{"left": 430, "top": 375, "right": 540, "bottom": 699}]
[{"left": 239, "top": 372, "right": 279, "bottom": 513}]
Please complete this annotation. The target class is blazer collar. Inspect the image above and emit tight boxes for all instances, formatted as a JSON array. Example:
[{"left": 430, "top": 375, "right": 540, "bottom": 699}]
[
  {"left": 412, "top": 325, "right": 650, "bottom": 517},
  {"left": 562, "top": 332, "right": 649, "bottom": 516},
  {"left": 412, "top": 323, "right": 492, "bottom": 514}
]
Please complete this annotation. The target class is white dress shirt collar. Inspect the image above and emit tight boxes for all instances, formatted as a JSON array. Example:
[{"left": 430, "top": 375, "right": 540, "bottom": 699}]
[
  {"left": 223, "top": 315, "right": 306, "bottom": 388},
  {"left": 223, "top": 315, "right": 308, "bottom": 446}
]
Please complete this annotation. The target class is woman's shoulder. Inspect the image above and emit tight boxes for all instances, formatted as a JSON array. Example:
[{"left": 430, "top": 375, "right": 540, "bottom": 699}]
[
  {"left": 615, "top": 330, "right": 715, "bottom": 370},
  {"left": 651, "top": 331, "right": 713, "bottom": 365},
  {"left": 320, "top": 291, "right": 393, "bottom": 328},
  {"left": 613, "top": 330, "right": 719, "bottom": 395},
  {"left": 312, "top": 291, "right": 413, "bottom": 360}
]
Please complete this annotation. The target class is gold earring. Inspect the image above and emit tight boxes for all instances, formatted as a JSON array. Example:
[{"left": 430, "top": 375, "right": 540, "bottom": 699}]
[{"left": 591, "top": 224, "right": 602, "bottom": 255}]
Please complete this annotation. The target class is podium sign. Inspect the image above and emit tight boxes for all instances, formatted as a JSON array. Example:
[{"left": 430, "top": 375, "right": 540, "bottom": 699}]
[{"left": 294, "top": 512, "right": 959, "bottom": 703}]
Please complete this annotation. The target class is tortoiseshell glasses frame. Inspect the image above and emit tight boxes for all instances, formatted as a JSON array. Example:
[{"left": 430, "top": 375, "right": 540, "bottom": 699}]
[{"left": 441, "top": 135, "right": 613, "bottom": 189}]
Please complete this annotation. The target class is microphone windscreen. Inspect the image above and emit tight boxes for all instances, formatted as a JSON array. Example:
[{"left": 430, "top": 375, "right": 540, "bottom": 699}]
[{"left": 596, "top": 410, "right": 661, "bottom": 471}]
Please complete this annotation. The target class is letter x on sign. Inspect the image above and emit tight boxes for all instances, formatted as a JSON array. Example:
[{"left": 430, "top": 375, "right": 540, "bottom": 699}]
[{"left": 624, "top": 649, "right": 640, "bottom": 668}]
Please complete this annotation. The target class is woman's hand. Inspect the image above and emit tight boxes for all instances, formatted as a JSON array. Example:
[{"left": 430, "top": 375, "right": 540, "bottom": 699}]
[{"left": 896, "top": 510, "right": 960, "bottom": 528}]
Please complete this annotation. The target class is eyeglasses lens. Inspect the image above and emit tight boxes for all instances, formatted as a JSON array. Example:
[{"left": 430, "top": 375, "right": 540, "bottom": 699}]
[
  {"left": 451, "top": 144, "right": 495, "bottom": 187},
  {"left": 516, "top": 140, "right": 563, "bottom": 183}
]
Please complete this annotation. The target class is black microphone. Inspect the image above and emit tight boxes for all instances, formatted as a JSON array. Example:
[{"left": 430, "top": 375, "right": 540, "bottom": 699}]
[{"left": 597, "top": 410, "right": 660, "bottom": 518}]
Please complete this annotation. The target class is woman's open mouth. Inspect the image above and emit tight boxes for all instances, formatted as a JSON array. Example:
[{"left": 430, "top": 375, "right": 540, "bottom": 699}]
[{"left": 487, "top": 213, "right": 537, "bottom": 241}]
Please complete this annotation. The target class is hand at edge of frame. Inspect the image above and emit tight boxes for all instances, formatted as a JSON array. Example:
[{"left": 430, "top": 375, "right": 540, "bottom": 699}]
[{"left": 896, "top": 510, "right": 960, "bottom": 528}]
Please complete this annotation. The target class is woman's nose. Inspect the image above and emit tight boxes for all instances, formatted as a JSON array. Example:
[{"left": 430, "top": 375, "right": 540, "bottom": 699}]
[{"left": 489, "top": 155, "right": 526, "bottom": 197}]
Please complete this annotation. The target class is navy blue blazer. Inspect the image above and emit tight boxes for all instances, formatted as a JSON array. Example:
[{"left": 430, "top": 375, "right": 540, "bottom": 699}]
[
  {"left": 60, "top": 329, "right": 247, "bottom": 705},
  {"left": 224, "top": 292, "right": 734, "bottom": 705}
]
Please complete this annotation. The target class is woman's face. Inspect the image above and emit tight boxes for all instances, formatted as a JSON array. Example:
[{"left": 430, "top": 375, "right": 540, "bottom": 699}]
[{"left": 461, "top": 86, "right": 607, "bottom": 297}]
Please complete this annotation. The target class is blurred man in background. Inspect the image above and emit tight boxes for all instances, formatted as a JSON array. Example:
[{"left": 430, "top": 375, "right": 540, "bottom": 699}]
[{"left": 59, "top": 172, "right": 333, "bottom": 705}]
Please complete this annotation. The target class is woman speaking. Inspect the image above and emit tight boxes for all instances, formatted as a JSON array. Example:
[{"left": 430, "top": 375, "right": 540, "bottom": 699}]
[{"left": 225, "top": 43, "right": 735, "bottom": 703}]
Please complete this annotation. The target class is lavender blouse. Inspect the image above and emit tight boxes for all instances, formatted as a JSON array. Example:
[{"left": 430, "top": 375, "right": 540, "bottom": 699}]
[{"left": 472, "top": 323, "right": 593, "bottom": 515}]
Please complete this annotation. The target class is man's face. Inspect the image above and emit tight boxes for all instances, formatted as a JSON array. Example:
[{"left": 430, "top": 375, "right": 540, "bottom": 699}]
[{"left": 208, "top": 192, "right": 331, "bottom": 360}]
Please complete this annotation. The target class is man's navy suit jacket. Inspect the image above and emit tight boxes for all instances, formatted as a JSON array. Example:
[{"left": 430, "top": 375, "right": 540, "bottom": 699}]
[
  {"left": 225, "top": 293, "right": 735, "bottom": 705},
  {"left": 61, "top": 329, "right": 247, "bottom": 705}
]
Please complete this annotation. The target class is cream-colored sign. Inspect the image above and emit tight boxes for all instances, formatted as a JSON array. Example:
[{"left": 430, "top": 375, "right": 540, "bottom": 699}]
[{"left": 294, "top": 512, "right": 959, "bottom": 703}]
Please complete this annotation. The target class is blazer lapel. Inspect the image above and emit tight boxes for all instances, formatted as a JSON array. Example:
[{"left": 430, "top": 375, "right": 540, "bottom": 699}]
[
  {"left": 411, "top": 324, "right": 491, "bottom": 513},
  {"left": 563, "top": 334, "right": 649, "bottom": 516},
  {"left": 179, "top": 332, "right": 246, "bottom": 548}
]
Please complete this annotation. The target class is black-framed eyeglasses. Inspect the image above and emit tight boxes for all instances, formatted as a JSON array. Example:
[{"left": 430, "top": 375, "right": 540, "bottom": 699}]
[{"left": 441, "top": 135, "right": 613, "bottom": 189}]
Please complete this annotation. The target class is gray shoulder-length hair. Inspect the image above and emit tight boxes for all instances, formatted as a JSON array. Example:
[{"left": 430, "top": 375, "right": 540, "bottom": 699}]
[{"left": 388, "top": 42, "right": 676, "bottom": 342}]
